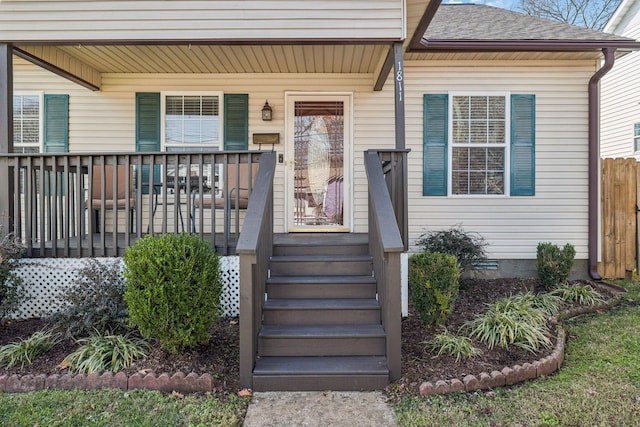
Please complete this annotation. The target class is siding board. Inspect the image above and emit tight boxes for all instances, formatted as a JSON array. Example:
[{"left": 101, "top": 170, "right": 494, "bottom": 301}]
[{"left": 0, "top": 0, "right": 404, "bottom": 41}]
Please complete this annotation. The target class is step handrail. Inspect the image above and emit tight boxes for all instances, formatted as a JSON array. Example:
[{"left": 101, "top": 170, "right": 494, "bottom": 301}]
[
  {"left": 237, "top": 151, "right": 276, "bottom": 389},
  {"left": 363, "top": 150, "right": 404, "bottom": 382}
]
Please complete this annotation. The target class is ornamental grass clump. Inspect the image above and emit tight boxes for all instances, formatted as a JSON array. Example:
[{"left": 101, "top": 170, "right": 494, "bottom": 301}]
[
  {"left": 409, "top": 252, "right": 459, "bottom": 326},
  {"left": 62, "top": 332, "right": 149, "bottom": 374},
  {"left": 431, "top": 331, "right": 482, "bottom": 362},
  {"left": 551, "top": 283, "right": 604, "bottom": 306},
  {"left": 466, "top": 295, "right": 552, "bottom": 353},
  {"left": 0, "top": 328, "right": 60, "bottom": 368},
  {"left": 123, "top": 233, "right": 222, "bottom": 353},
  {"left": 511, "top": 291, "right": 563, "bottom": 318}
]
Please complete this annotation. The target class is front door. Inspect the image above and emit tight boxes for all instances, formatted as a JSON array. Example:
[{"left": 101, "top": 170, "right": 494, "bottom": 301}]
[{"left": 285, "top": 94, "right": 351, "bottom": 232}]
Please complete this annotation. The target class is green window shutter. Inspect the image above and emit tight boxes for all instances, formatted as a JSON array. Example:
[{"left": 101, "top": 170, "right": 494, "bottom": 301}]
[
  {"left": 135, "top": 92, "right": 161, "bottom": 193},
  {"left": 224, "top": 94, "right": 249, "bottom": 150},
  {"left": 43, "top": 94, "right": 69, "bottom": 153},
  {"left": 136, "top": 92, "right": 161, "bottom": 152},
  {"left": 423, "top": 94, "right": 448, "bottom": 196},
  {"left": 510, "top": 94, "right": 535, "bottom": 196}
]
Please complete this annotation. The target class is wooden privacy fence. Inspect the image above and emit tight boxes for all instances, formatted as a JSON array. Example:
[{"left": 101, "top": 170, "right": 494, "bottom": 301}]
[{"left": 600, "top": 158, "right": 638, "bottom": 279}]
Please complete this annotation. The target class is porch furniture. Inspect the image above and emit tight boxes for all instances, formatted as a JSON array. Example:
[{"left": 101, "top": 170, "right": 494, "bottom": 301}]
[
  {"left": 191, "top": 162, "right": 258, "bottom": 234},
  {"left": 90, "top": 164, "right": 135, "bottom": 233}
]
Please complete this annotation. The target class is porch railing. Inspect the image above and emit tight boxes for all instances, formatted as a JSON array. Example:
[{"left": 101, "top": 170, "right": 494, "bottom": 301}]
[
  {"left": 364, "top": 150, "right": 404, "bottom": 381},
  {"left": 0, "top": 151, "right": 265, "bottom": 257},
  {"left": 236, "top": 151, "right": 276, "bottom": 389},
  {"left": 370, "top": 148, "right": 410, "bottom": 251}
]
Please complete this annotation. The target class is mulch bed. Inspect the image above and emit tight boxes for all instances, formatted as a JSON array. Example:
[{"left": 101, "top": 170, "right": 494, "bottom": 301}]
[{"left": 0, "top": 278, "right": 610, "bottom": 396}]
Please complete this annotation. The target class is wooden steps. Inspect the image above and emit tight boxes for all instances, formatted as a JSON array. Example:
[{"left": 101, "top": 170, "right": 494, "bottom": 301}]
[{"left": 251, "top": 233, "right": 390, "bottom": 391}]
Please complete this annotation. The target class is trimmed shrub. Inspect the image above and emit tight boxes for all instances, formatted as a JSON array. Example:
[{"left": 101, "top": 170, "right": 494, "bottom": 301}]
[
  {"left": 123, "top": 233, "right": 222, "bottom": 353},
  {"left": 51, "top": 258, "right": 128, "bottom": 339},
  {"left": 536, "top": 242, "right": 576, "bottom": 288},
  {"left": 415, "top": 226, "right": 488, "bottom": 273},
  {"left": 0, "top": 230, "right": 26, "bottom": 320},
  {"left": 409, "top": 252, "right": 460, "bottom": 326}
]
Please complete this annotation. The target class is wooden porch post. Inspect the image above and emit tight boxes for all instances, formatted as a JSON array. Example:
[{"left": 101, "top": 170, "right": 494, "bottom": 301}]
[
  {"left": 0, "top": 44, "right": 14, "bottom": 233},
  {"left": 393, "top": 42, "right": 405, "bottom": 150}
]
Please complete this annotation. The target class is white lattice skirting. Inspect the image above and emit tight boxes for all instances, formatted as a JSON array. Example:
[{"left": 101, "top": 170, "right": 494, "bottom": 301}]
[{"left": 9, "top": 256, "right": 240, "bottom": 319}]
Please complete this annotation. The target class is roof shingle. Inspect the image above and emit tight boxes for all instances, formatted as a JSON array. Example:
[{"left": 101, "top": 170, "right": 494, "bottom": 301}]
[{"left": 425, "top": 4, "right": 632, "bottom": 42}]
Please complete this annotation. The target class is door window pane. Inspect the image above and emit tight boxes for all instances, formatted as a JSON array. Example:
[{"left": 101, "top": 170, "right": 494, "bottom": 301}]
[{"left": 293, "top": 101, "right": 344, "bottom": 227}]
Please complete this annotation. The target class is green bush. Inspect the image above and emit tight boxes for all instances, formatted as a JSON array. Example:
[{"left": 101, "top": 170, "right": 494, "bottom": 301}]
[
  {"left": 536, "top": 242, "right": 576, "bottom": 288},
  {"left": 0, "top": 230, "right": 26, "bottom": 320},
  {"left": 409, "top": 252, "right": 459, "bottom": 326},
  {"left": 415, "top": 226, "right": 488, "bottom": 273},
  {"left": 51, "top": 258, "right": 128, "bottom": 339},
  {"left": 122, "top": 233, "right": 222, "bottom": 353}
]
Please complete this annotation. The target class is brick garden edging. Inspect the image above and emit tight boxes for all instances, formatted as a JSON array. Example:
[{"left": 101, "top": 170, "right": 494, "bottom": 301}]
[
  {"left": 0, "top": 371, "right": 216, "bottom": 394},
  {"left": 0, "top": 283, "right": 625, "bottom": 395},
  {"left": 418, "top": 286, "right": 624, "bottom": 397}
]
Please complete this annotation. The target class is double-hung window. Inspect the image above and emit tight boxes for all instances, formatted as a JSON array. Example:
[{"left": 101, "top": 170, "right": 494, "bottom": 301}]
[
  {"left": 13, "top": 93, "right": 42, "bottom": 153},
  {"left": 162, "top": 93, "right": 223, "bottom": 152},
  {"left": 451, "top": 95, "right": 506, "bottom": 195},
  {"left": 634, "top": 122, "right": 640, "bottom": 152},
  {"left": 423, "top": 93, "right": 535, "bottom": 197}
]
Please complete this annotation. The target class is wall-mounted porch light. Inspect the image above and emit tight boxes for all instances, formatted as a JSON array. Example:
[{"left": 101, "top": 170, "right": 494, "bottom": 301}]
[{"left": 261, "top": 100, "right": 273, "bottom": 121}]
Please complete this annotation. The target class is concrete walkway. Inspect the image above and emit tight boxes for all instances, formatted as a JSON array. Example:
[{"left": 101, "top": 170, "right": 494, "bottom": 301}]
[{"left": 243, "top": 391, "right": 398, "bottom": 427}]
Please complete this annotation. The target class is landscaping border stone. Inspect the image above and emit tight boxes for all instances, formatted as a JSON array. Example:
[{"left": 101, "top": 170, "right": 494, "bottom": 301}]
[{"left": 0, "top": 371, "right": 215, "bottom": 394}]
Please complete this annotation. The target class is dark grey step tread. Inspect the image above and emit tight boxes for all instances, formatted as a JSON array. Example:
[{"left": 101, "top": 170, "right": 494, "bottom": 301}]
[
  {"left": 270, "top": 255, "right": 372, "bottom": 262},
  {"left": 274, "top": 233, "right": 368, "bottom": 246},
  {"left": 267, "top": 275, "right": 376, "bottom": 284},
  {"left": 254, "top": 356, "right": 388, "bottom": 376},
  {"left": 260, "top": 324, "right": 385, "bottom": 338},
  {"left": 263, "top": 299, "right": 380, "bottom": 310}
]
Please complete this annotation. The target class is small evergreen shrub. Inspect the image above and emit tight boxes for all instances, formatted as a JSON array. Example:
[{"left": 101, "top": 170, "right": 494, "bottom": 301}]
[
  {"left": 416, "top": 226, "right": 488, "bottom": 273},
  {"left": 123, "top": 233, "right": 222, "bottom": 353},
  {"left": 409, "top": 252, "right": 460, "bottom": 326},
  {"left": 0, "top": 230, "right": 26, "bottom": 320},
  {"left": 0, "top": 328, "right": 60, "bottom": 368},
  {"left": 431, "top": 331, "right": 482, "bottom": 362},
  {"left": 536, "top": 242, "right": 576, "bottom": 288},
  {"left": 62, "top": 332, "right": 149, "bottom": 374},
  {"left": 51, "top": 258, "right": 128, "bottom": 339}
]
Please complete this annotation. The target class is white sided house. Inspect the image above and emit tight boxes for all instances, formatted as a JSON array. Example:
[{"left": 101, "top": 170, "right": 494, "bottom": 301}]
[
  {"left": 1, "top": 0, "right": 639, "bottom": 391},
  {"left": 601, "top": 0, "right": 640, "bottom": 158}
]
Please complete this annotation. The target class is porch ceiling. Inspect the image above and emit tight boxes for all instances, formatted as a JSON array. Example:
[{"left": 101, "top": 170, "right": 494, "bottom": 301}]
[{"left": 15, "top": 43, "right": 391, "bottom": 91}]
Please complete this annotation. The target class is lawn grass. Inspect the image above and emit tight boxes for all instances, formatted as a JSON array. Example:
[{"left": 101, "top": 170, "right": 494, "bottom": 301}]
[
  {"left": 0, "top": 389, "right": 250, "bottom": 427},
  {"left": 394, "top": 280, "right": 640, "bottom": 427}
]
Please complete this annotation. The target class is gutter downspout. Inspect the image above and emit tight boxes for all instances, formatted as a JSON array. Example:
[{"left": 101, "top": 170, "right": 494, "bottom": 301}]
[{"left": 588, "top": 47, "right": 616, "bottom": 280}]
